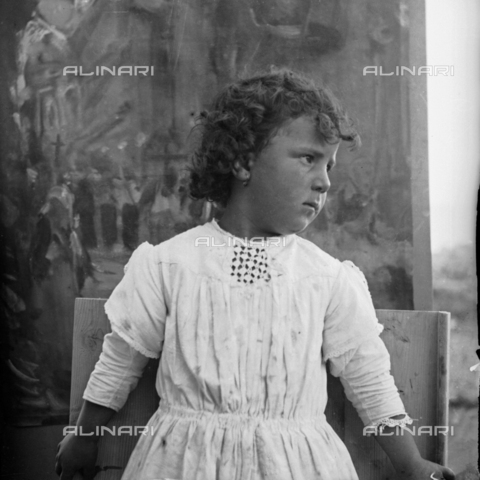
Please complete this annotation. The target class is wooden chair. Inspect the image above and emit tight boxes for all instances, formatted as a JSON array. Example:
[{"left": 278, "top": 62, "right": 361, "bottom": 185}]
[{"left": 70, "top": 298, "right": 450, "bottom": 480}]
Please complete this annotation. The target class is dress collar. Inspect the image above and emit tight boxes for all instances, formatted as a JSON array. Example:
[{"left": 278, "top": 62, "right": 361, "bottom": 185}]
[{"left": 207, "top": 218, "right": 295, "bottom": 249}]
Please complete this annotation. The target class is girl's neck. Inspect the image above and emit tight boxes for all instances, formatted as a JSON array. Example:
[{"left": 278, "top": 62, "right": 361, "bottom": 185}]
[{"left": 217, "top": 205, "right": 284, "bottom": 240}]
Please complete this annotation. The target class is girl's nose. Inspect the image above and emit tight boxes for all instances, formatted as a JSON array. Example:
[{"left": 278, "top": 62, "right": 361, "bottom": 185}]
[{"left": 313, "top": 170, "right": 331, "bottom": 193}]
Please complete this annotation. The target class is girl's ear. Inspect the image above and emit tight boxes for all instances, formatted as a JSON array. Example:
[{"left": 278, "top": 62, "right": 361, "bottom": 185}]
[{"left": 232, "top": 154, "right": 255, "bottom": 181}]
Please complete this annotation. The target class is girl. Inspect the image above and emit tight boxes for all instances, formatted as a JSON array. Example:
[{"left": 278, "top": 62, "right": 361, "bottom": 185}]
[{"left": 56, "top": 70, "right": 455, "bottom": 480}]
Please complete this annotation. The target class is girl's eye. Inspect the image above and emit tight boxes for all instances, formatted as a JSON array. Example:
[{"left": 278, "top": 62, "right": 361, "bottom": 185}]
[{"left": 302, "top": 155, "right": 314, "bottom": 164}]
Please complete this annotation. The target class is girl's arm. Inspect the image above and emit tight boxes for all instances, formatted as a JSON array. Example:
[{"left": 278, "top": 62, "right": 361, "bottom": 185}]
[
  {"left": 373, "top": 416, "right": 455, "bottom": 480},
  {"left": 55, "top": 400, "right": 115, "bottom": 480},
  {"left": 324, "top": 263, "right": 455, "bottom": 478},
  {"left": 330, "top": 337, "right": 455, "bottom": 479},
  {"left": 71, "top": 399, "right": 117, "bottom": 439},
  {"left": 55, "top": 331, "right": 150, "bottom": 479}
]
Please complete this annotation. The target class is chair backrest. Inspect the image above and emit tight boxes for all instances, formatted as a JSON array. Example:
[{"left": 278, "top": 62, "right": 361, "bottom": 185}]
[{"left": 70, "top": 298, "right": 449, "bottom": 480}]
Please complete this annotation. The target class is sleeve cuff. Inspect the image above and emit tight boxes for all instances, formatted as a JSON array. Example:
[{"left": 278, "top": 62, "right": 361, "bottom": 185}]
[
  {"left": 82, "top": 391, "right": 123, "bottom": 412},
  {"left": 364, "top": 413, "right": 414, "bottom": 436}
]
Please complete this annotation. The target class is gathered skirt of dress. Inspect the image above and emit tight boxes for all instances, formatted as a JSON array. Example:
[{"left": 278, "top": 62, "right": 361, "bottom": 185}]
[{"left": 121, "top": 402, "right": 359, "bottom": 480}]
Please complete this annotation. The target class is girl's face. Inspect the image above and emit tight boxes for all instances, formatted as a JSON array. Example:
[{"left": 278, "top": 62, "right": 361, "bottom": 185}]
[{"left": 245, "top": 115, "right": 339, "bottom": 236}]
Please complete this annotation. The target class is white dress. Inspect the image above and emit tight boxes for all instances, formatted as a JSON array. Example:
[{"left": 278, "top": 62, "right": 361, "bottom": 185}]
[{"left": 84, "top": 218, "right": 411, "bottom": 480}]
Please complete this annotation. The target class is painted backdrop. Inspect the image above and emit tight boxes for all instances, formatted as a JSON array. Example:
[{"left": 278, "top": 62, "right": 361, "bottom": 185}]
[{"left": 0, "top": 0, "right": 427, "bottom": 425}]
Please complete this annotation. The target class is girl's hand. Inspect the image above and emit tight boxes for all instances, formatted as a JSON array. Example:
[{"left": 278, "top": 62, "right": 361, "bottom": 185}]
[
  {"left": 394, "top": 458, "right": 455, "bottom": 480},
  {"left": 55, "top": 433, "right": 98, "bottom": 480}
]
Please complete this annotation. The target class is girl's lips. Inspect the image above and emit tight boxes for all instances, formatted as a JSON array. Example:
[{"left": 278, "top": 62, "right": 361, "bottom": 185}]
[{"left": 303, "top": 202, "right": 320, "bottom": 212}]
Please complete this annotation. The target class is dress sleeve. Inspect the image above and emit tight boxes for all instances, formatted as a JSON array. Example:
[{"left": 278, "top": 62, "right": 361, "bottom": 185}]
[
  {"left": 83, "top": 330, "right": 150, "bottom": 412},
  {"left": 322, "top": 260, "right": 383, "bottom": 362},
  {"left": 104, "top": 242, "right": 168, "bottom": 359},
  {"left": 331, "top": 335, "right": 413, "bottom": 431},
  {"left": 324, "top": 261, "right": 413, "bottom": 433}
]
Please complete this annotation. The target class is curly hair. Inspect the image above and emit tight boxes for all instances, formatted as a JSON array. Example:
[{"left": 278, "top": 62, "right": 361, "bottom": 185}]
[{"left": 188, "top": 68, "right": 359, "bottom": 208}]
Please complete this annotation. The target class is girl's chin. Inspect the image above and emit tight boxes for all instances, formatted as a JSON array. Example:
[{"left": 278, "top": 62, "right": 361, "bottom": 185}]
[
  {"left": 277, "top": 218, "right": 314, "bottom": 236},
  {"left": 258, "top": 211, "right": 318, "bottom": 236}
]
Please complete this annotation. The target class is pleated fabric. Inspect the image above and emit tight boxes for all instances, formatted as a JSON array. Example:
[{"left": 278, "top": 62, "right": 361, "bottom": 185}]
[{"left": 105, "top": 219, "right": 383, "bottom": 480}]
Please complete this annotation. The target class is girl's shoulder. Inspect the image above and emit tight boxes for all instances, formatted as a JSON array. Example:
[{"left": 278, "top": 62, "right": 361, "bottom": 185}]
[
  {"left": 291, "top": 235, "right": 342, "bottom": 277},
  {"left": 291, "top": 236, "right": 369, "bottom": 287}
]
